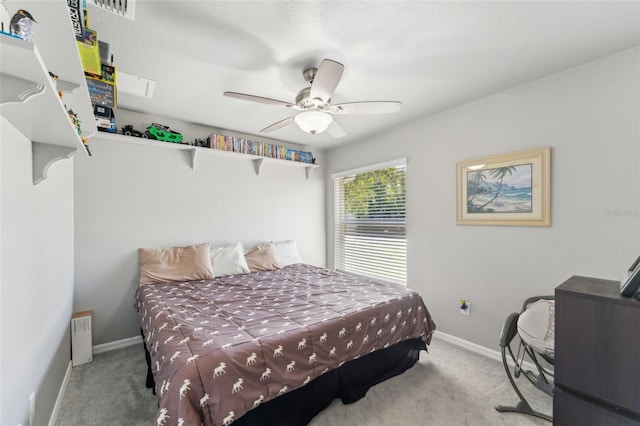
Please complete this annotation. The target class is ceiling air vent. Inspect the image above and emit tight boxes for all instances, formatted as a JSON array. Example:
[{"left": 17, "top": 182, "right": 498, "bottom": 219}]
[{"left": 89, "top": 0, "right": 135, "bottom": 20}]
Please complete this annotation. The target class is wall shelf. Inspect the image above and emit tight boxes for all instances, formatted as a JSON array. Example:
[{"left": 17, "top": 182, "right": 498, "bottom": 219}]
[
  {"left": 93, "top": 132, "right": 319, "bottom": 179},
  {"left": 0, "top": 1, "right": 96, "bottom": 185}
]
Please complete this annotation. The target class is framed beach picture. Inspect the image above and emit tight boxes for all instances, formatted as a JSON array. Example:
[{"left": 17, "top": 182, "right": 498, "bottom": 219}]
[{"left": 456, "top": 147, "right": 550, "bottom": 226}]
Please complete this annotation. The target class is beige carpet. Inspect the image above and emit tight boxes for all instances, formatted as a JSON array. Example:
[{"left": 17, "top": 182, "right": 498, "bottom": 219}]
[{"left": 56, "top": 336, "right": 551, "bottom": 425}]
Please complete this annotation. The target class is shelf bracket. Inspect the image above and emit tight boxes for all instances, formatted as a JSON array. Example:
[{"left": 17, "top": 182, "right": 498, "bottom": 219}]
[
  {"left": 0, "top": 73, "right": 45, "bottom": 105},
  {"left": 184, "top": 148, "right": 198, "bottom": 170},
  {"left": 305, "top": 166, "right": 315, "bottom": 180},
  {"left": 252, "top": 158, "right": 264, "bottom": 176},
  {"left": 32, "top": 141, "right": 79, "bottom": 185}
]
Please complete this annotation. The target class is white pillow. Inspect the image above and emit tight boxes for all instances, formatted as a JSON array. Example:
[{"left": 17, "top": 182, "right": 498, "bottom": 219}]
[
  {"left": 210, "top": 243, "right": 250, "bottom": 276},
  {"left": 274, "top": 240, "right": 304, "bottom": 267}
]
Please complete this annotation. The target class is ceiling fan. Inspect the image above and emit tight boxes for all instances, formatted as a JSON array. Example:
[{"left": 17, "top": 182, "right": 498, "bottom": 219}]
[{"left": 223, "top": 59, "right": 401, "bottom": 138}]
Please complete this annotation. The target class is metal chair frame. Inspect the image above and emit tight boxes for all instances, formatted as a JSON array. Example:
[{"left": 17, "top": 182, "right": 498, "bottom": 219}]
[{"left": 495, "top": 295, "right": 554, "bottom": 422}]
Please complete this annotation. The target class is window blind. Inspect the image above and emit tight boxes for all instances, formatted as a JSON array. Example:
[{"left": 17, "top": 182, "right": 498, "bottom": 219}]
[{"left": 333, "top": 159, "right": 406, "bottom": 285}]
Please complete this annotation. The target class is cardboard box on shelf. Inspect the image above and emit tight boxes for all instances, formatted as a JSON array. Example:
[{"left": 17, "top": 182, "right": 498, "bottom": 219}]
[{"left": 78, "top": 27, "right": 100, "bottom": 75}]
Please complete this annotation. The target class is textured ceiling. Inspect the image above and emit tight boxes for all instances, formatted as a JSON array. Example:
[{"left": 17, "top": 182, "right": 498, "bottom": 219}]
[{"left": 88, "top": 1, "right": 640, "bottom": 148}]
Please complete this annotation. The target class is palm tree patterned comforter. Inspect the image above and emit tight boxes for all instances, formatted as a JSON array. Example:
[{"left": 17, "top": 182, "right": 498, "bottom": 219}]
[{"left": 135, "top": 263, "right": 436, "bottom": 426}]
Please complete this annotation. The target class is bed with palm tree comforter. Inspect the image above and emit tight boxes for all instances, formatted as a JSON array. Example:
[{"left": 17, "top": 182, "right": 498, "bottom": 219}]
[{"left": 136, "top": 263, "right": 436, "bottom": 426}]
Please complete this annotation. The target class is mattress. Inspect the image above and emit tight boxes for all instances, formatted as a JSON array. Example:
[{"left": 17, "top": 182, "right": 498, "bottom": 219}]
[{"left": 135, "top": 263, "right": 436, "bottom": 426}]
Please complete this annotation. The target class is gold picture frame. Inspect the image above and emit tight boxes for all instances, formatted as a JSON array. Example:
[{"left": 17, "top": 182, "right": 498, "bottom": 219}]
[{"left": 456, "top": 147, "right": 550, "bottom": 227}]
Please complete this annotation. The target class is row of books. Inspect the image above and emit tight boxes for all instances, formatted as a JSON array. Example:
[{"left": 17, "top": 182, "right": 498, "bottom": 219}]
[{"left": 207, "top": 133, "right": 314, "bottom": 164}]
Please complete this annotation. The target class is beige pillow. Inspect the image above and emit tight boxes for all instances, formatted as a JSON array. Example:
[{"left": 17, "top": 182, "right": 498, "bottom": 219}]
[
  {"left": 245, "top": 242, "right": 281, "bottom": 272},
  {"left": 139, "top": 242, "right": 214, "bottom": 285}
]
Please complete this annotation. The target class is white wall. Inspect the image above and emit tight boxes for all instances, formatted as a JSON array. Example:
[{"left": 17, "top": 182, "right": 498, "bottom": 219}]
[
  {"left": 74, "top": 111, "right": 326, "bottom": 345},
  {"left": 73, "top": 47, "right": 639, "bottom": 352},
  {"left": 326, "top": 47, "right": 640, "bottom": 350},
  {"left": 0, "top": 118, "right": 75, "bottom": 425}
]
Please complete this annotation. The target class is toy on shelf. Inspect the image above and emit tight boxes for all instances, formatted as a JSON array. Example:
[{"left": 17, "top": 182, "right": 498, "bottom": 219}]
[
  {"left": 10, "top": 9, "right": 36, "bottom": 41},
  {"left": 68, "top": 109, "right": 81, "bottom": 135},
  {"left": 82, "top": 137, "right": 92, "bottom": 156},
  {"left": 94, "top": 105, "right": 116, "bottom": 133},
  {"left": 48, "top": 71, "right": 58, "bottom": 88},
  {"left": 121, "top": 125, "right": 144, "bottom": 138},
  {"left": 143, "top": 123, "right": 183, "bottom": 143},
  {"left": 192, "top": 138, "right": 210, "bottom": 148},
  {"left": 68, "top": 108, "right": 91, "bottom": 156}
]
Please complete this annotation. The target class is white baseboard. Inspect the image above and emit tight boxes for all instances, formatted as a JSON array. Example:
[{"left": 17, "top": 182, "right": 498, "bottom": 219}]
[
  {"left": 47, "top": 337, "right": 143, "bottom": 425},
  {"left": 432, "top": 330, "right": 537, "bottom": 371},
  {"left": 48, "top": 361, "right": 72, "bottom": 426},
  {"left": 433, "top": 330, "right": 504, "bottom": 362},
  {"left": 93, "top": 335, "right": 143, "bottom": 354}
]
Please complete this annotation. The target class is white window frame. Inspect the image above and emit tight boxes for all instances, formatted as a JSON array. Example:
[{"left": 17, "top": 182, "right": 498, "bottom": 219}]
[{"left": 332, "top": 158, "right": 407, "bottom": 285}]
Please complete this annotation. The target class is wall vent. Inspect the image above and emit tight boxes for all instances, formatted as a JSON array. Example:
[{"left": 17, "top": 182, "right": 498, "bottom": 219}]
[
  {"left": 89, "top": 0, "right": 135, "bottom": 20},
  {"left": 117, "top": 71, "right": 156, "bottom": 98}
]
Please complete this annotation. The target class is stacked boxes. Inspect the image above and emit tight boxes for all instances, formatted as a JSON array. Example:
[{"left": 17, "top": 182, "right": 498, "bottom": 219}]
[{"left": 68, "top": 1, "right": 117, "bottom": 109}]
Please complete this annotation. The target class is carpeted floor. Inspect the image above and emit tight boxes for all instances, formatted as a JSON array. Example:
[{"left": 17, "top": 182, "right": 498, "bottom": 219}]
[{"left": 55, "top": 336, "right": 551, "bottom": 425}]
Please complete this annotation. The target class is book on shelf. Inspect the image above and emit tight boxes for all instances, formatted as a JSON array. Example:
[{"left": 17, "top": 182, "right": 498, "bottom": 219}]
[
  {"left": 206, "top": 132, "right": 314, "bottom": 165},
  {"left": 299, "top": 151, "right": 313, "bottom": 164}
]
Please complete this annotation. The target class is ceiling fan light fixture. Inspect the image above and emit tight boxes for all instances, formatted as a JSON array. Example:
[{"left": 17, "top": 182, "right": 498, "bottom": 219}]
[
  {"left": 294, "top": 110, "right": 333, "bottom": 134},
  {"left": 223, "top": 58, "right": 401, "bottom": 138}
]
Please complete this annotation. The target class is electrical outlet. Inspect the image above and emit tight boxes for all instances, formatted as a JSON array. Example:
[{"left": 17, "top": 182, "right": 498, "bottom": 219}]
[
  {"left": 29, "top": 392, "right": 36, "bottom": 426},
  {"left": 460, "top": 301, "right": 470, "bottom": 316}
]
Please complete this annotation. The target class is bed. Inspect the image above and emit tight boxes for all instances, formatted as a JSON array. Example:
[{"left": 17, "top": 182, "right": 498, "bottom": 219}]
[{"left": 136, "top": 262, "right": 436, "bottom": 426}]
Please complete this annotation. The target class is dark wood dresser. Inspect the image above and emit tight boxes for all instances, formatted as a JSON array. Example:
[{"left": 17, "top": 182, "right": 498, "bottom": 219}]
[{"left": 554, "top": 276, "right": 640, "bottom": 425}]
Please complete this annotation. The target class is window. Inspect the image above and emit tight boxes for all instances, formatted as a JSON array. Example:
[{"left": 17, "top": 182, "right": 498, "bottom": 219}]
[{"left": 333, "top": 159, "right": 406, "bottom": 285}]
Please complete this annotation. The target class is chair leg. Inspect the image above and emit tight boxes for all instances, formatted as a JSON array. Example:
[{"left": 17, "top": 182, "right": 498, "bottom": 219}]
[
  {"left": 494, "top": 345, "right": 552, "bottom": 422},
  {"left": 495, "top": 400, "right": 552, "bottom": 422}
]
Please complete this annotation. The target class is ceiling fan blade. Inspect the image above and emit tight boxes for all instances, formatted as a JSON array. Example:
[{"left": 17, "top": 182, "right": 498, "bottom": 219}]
[
  {"left": 224, "top": 91, "right": 294, "bottom": 108},
  {"left": 260, "top": 116, "right": 295, "bottom": 133},
  {"left": 310, "top": 59, "right": 344, "bottom": 104},
  {"left": 327, "top": 119, "right": 347, "bottom": 138},
  {"left": 330, "top": 101, "right": 402, "bottom": 115}
]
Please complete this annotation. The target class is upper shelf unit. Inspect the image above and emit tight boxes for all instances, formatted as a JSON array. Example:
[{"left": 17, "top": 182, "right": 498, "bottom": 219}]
[
  {"left": 0, "top": 0, "right": 96, "bottom": 185},
  {"left": 93, "top": 132, "right": 320, "bottom": 179}
]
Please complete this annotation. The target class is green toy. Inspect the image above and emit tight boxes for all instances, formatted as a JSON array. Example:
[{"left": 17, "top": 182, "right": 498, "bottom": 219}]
[{"left": 143, "top": 123, "right": 183, "bottom": 143}]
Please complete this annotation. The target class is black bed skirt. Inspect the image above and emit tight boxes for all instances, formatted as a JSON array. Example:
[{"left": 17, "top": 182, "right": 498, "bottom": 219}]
[{"left": 142, "top": 334, "right": 426, "bottom": 425}]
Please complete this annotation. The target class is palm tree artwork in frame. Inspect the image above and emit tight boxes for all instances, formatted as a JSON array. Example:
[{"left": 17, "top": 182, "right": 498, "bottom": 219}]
[{"left": 456, "top": 147, "right": 551, "bottom": 226}]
